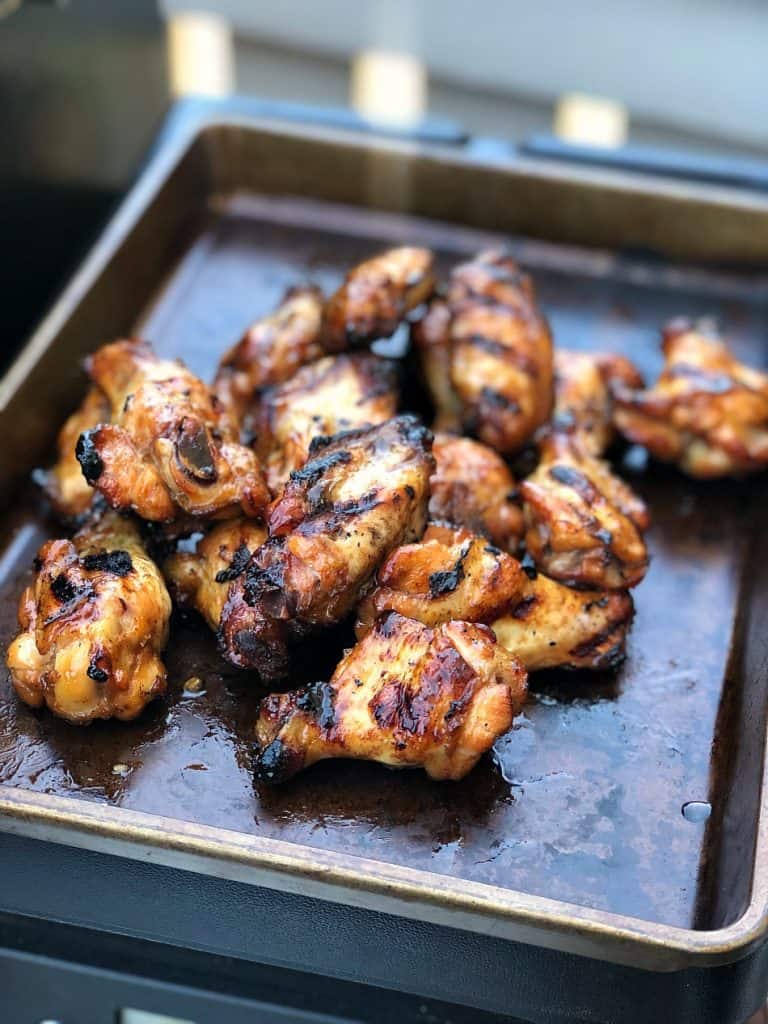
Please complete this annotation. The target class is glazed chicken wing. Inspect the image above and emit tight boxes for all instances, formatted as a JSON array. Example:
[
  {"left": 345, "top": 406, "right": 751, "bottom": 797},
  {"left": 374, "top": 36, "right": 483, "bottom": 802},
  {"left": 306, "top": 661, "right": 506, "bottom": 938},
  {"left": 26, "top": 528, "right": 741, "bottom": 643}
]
[
  {"left": 612, "top": 320, "right": 768, "bottom": 477},
  {"left": 165, "top": 518, "right": 267, "bottom": 633},
  {"left": 75, "top": 339, "right": 268, "bottom": 522},
  {"left": 254, "top": 352, "right": 398, "bottom": 492},
  {"left": 448, "top": 250, "right": 553, "bottom": 454},
  {"left": 212, "top": 285, "right": 325, "bottom": 429},
  {"left": 429, "top": 432, "right": 524, "bottom": 552},
  {"left": 521, "top": 434, "right": 649, "bottom": 590},
  {"left": 411, "top": 297, "right": 463, "bottom": 433},
  {"left": 37, "top": 385, "right": 110, "bottom": 521},
  {"left": 323, "top": 246, "right": 435, "bottom": 352},
  {"left": 552, "top": 350, "right": 644, "bottom": 456},
  {"left": 6, "top": 511, "right": 171, "bottom": 724},
  {"left": 220, "top": 415, "right": 434, "bottom": 680},
  {"left": 357, "top": 524, "right": 634, "bottom": 671},
  {"left": 254, "top": 611, "right": 527, "bottom": 783}
]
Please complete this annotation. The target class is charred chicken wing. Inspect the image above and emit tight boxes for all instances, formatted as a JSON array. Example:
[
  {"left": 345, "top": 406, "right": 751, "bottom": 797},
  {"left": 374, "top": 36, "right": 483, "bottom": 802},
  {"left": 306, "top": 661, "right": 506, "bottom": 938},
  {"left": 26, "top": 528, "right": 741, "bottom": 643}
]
[
  {"left": 448, "top": 250, "right": 553, "bottom": 454},
  {"left": 254, "top": 611, "right": 527, "bottom": 782},
  {"left": 323, "top": 247, "right": 435, "bottom": 351},
  {"left": 429, "top": 432, "right": 524, "bottom": 551},
  {"left": 254, "top": 352, "right": 398, "bottom": 492},
  {"left": 220, "top": 415, "right": 434, "bottom": 680},
  {"left": 6, "top": 511, "right": 171, "bottom": 724},
  {"left": 75, "top": 339, "right": 268, "bottom": 522},
  {"left": 613, "top": 320, "right": 768, "bottom": 477},
  {"left": 213, "top": 285, "right": 325, "bottom": 428},
  {"left": 521, "top": 434, "right": 649, "bottom": 590},
  {"left": 411, "top": 297, "right": 463, "bottom": 432}
]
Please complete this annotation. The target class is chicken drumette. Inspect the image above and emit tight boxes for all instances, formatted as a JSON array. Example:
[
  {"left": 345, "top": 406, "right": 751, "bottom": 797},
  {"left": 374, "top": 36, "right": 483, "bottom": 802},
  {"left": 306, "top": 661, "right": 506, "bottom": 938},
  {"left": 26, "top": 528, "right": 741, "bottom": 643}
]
[
  {"left": 552, "top": 350, "right": 643, "bottom": 456},
  {"left": 212, "top": 285, "right": 325, "bottom": 429},
  {"left": 6, "top": 511, "right": 171, "bottom": 724},
  {"left": 254, "top": 352, "right": 398, "bottom": 492},
  {"left": 613, "top": 320, "right": 768, "bottom": 477},
  {"left": 75, "top": 339, "right": 268, "bottom": 522},
  {"left": 429, "top": 432, "right": 524, "bottom": 552},
  {"left": 357, "top": 524, "right": 634, "bottom": 672},
  {"left": 254, "top": 611, "right": 527, "bottom": 783},
  {"left": 220, "top": 415, "right": 434, "bottom": 680},
  {"left": 323, "top": 246, "right": 435, "bottom": 352}
]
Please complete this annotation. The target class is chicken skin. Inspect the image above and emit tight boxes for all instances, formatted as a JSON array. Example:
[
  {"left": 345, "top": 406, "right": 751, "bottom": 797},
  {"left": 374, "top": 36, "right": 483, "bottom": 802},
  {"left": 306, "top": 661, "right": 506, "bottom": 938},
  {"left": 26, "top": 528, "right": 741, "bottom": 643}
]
[
  {"left": 75, "top": 339, "right": 268, "bottom": 522},
  {"left": 254, "top": 352, "right": 398, "bottom": 492},
  {"left": 213, "top": 285, "right": 325, "bottom": 429},
  {"left": 6, "top": 512, "right": 171, "bottom": 724},
  {"left": 612, "top": 320, "right": 768, "bottom": 478},
  {"left": 164, "top": 518, "right": 268, "bottom": 633},
  {"left": 220, "top": 415, "right": 434, "bottom": 680},
  {"left": 411, "top": 297, "right": 463, "bottom": 432},
  {"left": 323, "top": 246, "right": 436, "bottom": 352},
  {"left": 448, "top": 250, "right": 554, "bottom": 454},
  {"left": 254, "top": 612, "right": 527, "bottom": 783},
  {"left": 38, "top": 386, "right": 110, "bottom": 521},
  {"left": 552, "top": 350, "right": 644, "bottom": 457},
  {"left": 429, "top": 433, "right": 524, "bottom": 552},
  {"left": 357, "top": 524, "right": 634, "bottom": 671},
  {"left": 521, "top": 433, "right": 649, "bottom": 590}
]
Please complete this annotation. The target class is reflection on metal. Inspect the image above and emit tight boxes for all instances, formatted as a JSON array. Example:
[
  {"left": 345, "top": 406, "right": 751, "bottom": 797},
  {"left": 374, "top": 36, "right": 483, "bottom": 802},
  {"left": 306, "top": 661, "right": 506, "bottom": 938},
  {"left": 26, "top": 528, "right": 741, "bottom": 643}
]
[
  {"left": 350, "top": 48, "right": 426, "bottom": 128},
  {"left": 167, "top": 12, "right": 234, "bottom": 98},
  {"left": 120, "top": 1011, "right": 196, "bottom": 1024},
  {"left": 554, "top": 92, "right": 627, "bottom": 148}
]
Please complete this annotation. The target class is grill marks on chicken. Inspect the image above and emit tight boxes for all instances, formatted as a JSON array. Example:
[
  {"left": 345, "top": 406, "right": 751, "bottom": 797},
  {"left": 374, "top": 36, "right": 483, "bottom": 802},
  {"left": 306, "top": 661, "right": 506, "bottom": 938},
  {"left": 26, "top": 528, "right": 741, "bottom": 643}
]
[
  {"left": 254, "top": 352, "right": 398, "bottom": 492},
  {"left": 323, "top": 246, "right": 436, "bottom": 352},
  {"left": 213, "top": 285, "right": 325, "bottom": 429},
  {"left": 612, "top": 320, "right": 768, "bottom": 478},
  {"left": 75, "top": 339, "right": 268, "bottom": 522},
  {"left": 6, "top": 512, "right": 171, "bottom": 724},
  {"left": 429, "top": 433, "right": 524, "bottom": 552},
  {"left": 357, "top": 524, "right": 634, "bottom": 671},
  {"left": 219, "top": 416, "right": 434, "bottom": 680},
  {"left": 254, "top": 612, "right": 527, "bottom": 782}
]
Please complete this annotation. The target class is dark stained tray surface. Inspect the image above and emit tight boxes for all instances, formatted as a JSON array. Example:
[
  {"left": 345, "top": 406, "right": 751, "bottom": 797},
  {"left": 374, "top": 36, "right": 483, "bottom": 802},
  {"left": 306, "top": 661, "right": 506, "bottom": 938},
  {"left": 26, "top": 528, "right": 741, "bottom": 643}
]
[{"left": 1, "top": 192, "right": 767, "bottom": 935}]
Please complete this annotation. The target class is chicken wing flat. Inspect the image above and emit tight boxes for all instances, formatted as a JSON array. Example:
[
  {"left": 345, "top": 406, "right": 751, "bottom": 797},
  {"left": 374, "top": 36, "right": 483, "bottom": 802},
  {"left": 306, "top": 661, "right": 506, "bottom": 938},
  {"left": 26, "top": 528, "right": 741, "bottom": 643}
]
[
  {"left": 254, "top": 611, "right": 527, "bottom": 783},
  {"left": 552, "top": 350, "right": 643, "bottom": 456},
  {"left": 448, "top": 250, "right": 553, "bottom": 454},
  {"left": 612, "top": 320, "right": 768, "bottom": 477},
  {"left": 212, "top": 285, "right": 325, "bottom": 428},
  {"left": 220, "top": 415, "right": 434, "bottom": 680},
  {"left": 38, "top": 386, "right": 110, "bottom": 521},
  {"left": 254, "top": 352, "right": 398, "bottom": 492},
  {"left": 323, "top": 247, "right": 436, "bottom": 352},
  {"left": 6, "top": 511, "right": 171, "bottom": 724},
  {"left": 411, "top": 297, "right": 463, "bottom": 432},
  {"left": 357, "top": 524, "right": 634, "bottom": 671},
  {"left": 75, "top": 339, "right": 268, "bottom": 522},
  {"left": 165, "top": 518, "right": 267, "bottom": 633},
  {"left": 430, "top": 432, "right": 524, "bottom": 552},
  {"left": 521, "top": 434, "right": 649, "bottom": 590}
]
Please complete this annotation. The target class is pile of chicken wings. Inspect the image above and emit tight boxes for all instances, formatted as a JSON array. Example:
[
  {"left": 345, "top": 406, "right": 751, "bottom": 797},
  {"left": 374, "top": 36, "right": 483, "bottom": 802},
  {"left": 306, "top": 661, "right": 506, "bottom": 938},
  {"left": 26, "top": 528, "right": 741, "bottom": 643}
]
[{"left": 8, "top": 246, "right": 768, "bottom": 784}]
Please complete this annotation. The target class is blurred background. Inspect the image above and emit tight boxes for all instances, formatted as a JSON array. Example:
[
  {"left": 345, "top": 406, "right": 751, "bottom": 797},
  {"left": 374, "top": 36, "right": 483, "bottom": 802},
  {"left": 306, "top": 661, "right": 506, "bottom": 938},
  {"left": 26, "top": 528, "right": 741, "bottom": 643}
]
[{"left": 1, "top": 0, "right": 767, "bottom": 356}]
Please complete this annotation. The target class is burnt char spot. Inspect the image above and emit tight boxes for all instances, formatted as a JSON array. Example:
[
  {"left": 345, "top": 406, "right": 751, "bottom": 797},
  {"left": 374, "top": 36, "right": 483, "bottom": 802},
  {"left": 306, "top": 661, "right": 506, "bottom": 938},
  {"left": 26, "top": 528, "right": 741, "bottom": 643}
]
[
  {"left": 307, "top": 428, "right": 362, "bottom": 457},
  {"left": 296, "top": 680, "right": 336, "bottom": 730},
  {"left": 549, "top": 464, "right": 598, "bottom": 504},
  {"left": 175, "top": 418, "right": 217, "bottom": 483},
  {"left": 429, "top": 558, "right": 466, "bottom": 597},
  {"left": 243, "top": 552, "right": 284, "bottom": 605},
  {"left": 254, "top": 738, "right": 303, "bottom": 784},
  {"left": 570, "top": 619, "right": 630, "bottom": 660},
  {"left": 214, "top": 542, "right": 251, "bottom": 584},
  {"left": 484, "top": 544, "right": 502, "bottom": 556},
  {"left": 76, "top": 430, "right": 104, "bottom": 483},
  {"left": 480, "top": 386, "right": 519, "bottom": 413},
  {"left": 87, "top": 648, "right": 111, "bottom": 684},
  {"left": 51, "top": 574, "right": 79, "bottom": 604},
  {"left": 404, "top": 484, "right": 416, "bottom": 499},
  {"left": 289, "top": 449, "right": 352, "bottom": 487},
  {"left": 396, "top": 414, "right": 432, "bottom": 449},
  {"left": 511, "top": 594, "right": 537, "bottom": 620},
  {"left": 81, "top": 550, "right": 133, "bottom": 576},
  {"left": 520, "top": 552, "right": 538, "bottom": 580}
]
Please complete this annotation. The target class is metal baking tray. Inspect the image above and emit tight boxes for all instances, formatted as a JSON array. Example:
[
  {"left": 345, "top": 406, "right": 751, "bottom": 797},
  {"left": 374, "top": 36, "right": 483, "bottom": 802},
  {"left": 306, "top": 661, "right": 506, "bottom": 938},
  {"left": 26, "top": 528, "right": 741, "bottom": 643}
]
[{"left": 1, "top": 118, "right": 768, "bottom": 1020}]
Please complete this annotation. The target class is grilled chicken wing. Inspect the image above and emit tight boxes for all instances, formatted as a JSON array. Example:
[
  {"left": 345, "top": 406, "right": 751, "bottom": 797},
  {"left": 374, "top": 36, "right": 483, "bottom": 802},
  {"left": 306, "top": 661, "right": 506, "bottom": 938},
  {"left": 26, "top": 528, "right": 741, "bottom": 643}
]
[
  {"left": 254, "top": 352, "right": 398, "bottom": 492},
  {"left": 357, "top": 524, "right": 634, "bottom": 671},
  {"left": 448, "top": 250, "right": 553, "bottom": 454},
  {"left": 254, "top": 611, "right": 527, "bottom": 783},
  {"left": 552, "top": 350, "right": 644, "bottom": 456},
  {"left": 165, "top": 518, "right": 267, "bottom": 633},
  {"left": 6, "top": 512, "right": 171, "bottom": 724},
  {"left": 612, "top": 320, "right": 768, "bottom": 477},
  {"left": 430, "top": 432, "right": 524, "bottom": 552},
  {"left": 37, "top": 386, "right": 110, "bottom": 521},
  {"left": 323, "top": 247, "right": 435, "bottom": 352},
  {"left": 521, "top": 434, "right": 649, "bottom": 590},
  {"left": 75, "top": 339, "right": 268, "bottom": 522},
  {"left": 220, "top": 415, "right": 434, "bottom": 680},
  {"left": 411, "top": 297, "right": 463, "bottom": 432},
  {"left": 213, "top": 285, "right": 325, "bottom": 429}
]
